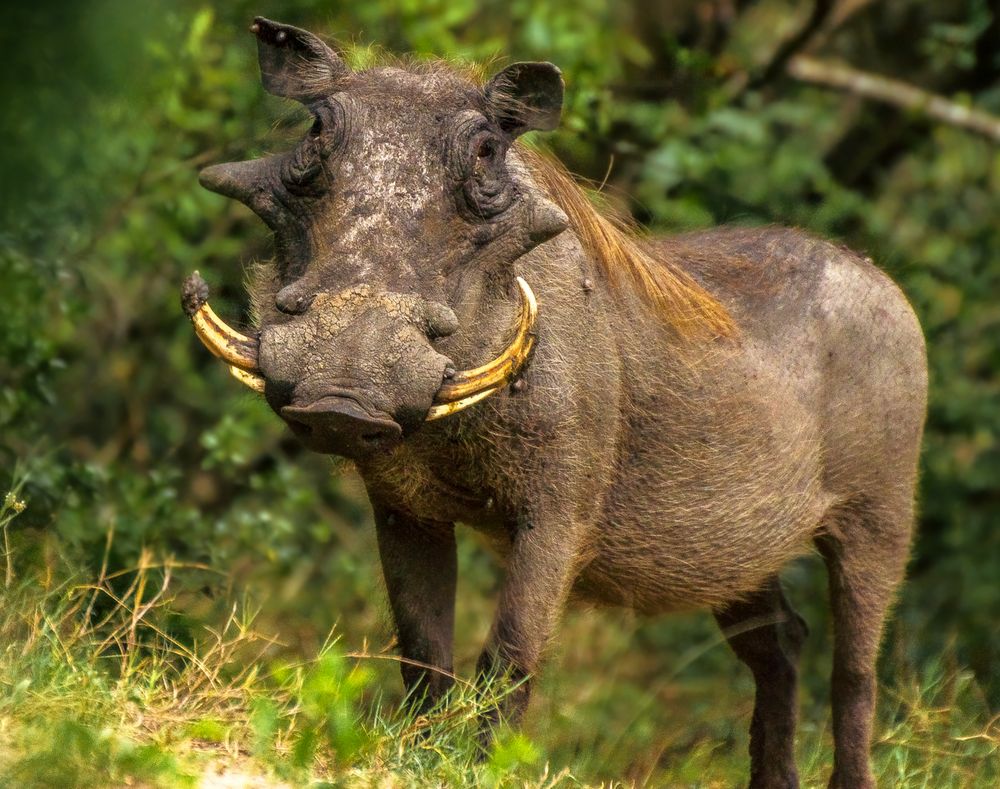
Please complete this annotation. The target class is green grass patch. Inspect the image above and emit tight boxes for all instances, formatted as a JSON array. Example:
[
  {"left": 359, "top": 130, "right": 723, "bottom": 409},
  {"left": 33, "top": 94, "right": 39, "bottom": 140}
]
[{"left": 0, "top": 491, "right": 996, "bottom": 787}]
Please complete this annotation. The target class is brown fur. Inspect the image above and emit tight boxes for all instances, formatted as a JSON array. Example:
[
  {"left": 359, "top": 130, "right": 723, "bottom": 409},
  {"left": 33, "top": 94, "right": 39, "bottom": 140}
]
[
  {"left": 198, "top": 21, "right": 929, "bottom": 789},
  {"left": 521, "top": 147, "right": 736, "bottom": 337}
]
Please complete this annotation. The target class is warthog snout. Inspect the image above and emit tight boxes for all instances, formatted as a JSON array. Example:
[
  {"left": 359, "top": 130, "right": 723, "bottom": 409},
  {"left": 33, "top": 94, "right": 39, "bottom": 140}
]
[
  {"left": 255, "top": 285, "right": 456, "bottom": 457},
  {"left": 183, "top": 270, "right": 540, "bottom": 456}
]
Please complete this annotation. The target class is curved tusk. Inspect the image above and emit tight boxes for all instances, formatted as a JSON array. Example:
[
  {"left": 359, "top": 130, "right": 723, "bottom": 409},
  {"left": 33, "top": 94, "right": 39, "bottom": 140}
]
[
  {"left": 182, "top": 272, "right": 260, "bottom": 373},
  {"left": 191, "top": 301, "right": 260, "bottom": 372},
  {"left": 230, "top": 365, "right": 266, "bottom": 393},
  {"left": 427, "top": 277, "right": 537, "bottom": 420},
  {"left": 426, "top": 386, "right": 501, "bottom": 421}
]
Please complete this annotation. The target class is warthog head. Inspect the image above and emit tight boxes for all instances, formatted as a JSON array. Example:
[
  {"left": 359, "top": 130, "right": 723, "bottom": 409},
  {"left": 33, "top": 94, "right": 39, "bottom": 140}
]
[{"left": 184, "top": 17, "right": 569, "bottom": 458}]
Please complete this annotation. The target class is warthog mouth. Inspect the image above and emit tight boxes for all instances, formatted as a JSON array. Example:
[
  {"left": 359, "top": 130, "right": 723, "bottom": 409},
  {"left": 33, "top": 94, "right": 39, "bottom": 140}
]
[
  {"left": 180, "top": 271, "right": 538, "bottom": 422},
  {"left": 281, "top": 394, "right": 404, "bottom": 453}
]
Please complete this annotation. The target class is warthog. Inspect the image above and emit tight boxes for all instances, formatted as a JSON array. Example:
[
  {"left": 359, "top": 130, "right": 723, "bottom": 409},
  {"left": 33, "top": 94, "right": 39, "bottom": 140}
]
[{"left": 182, "top": 17, "right": 927, "bottom": 788}]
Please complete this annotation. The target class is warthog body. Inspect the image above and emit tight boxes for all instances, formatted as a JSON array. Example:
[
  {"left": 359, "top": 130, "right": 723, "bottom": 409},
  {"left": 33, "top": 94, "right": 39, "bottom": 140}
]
[{"left": 189, "top": 18, "right": 927, "bottom": 788}]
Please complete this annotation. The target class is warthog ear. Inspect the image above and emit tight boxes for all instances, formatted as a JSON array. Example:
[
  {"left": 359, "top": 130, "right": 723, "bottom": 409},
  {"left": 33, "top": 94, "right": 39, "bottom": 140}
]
[
  {"left": 484, "top": 62, "right": 564, "bottom": 137},
  {"left": 250, "top": 17, "right": 348, "bottom": 102}
]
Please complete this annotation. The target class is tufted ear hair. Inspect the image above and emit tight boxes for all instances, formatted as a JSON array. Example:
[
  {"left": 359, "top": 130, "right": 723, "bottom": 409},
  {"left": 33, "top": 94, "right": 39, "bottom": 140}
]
[
  {"left": 484, "top": 62, "right": 564, "bottom": 138},
  {"left": 250, "top": 16, "right": 349, "bottom": 102}
]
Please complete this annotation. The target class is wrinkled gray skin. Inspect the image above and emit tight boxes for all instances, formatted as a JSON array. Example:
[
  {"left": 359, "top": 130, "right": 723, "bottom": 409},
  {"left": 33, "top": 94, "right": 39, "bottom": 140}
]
[{"left": 198, "top": 18, "right": 927, "bottom": 789}]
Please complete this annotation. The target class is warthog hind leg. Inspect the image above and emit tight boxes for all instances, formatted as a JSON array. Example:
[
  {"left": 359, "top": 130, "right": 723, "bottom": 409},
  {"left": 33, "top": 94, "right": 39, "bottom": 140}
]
[
  {"left": 714, "top": 575, "right": 808, "bottom": 789},
  {"left": 816, "top": 498, "right": 912, "bottom": 789}
]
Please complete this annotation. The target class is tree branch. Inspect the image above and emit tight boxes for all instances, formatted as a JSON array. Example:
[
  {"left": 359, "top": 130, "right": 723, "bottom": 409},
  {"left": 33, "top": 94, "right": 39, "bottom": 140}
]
[{"left": 788, "top": 55, "right": 1000, "bottom": 144}]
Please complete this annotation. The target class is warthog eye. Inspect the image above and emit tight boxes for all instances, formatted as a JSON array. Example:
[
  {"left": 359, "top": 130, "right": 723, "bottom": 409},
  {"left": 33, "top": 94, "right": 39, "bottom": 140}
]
[
  {"left": 477, "top": 138, "right": 497, "bottom": 160},
  {"left": 283, "top": 139, "right": 324, "bottom": 196},
  {"left": 463, "top": 130, "right": 512, "bottom": 219},
  {"left": 282, "top": 101, "right": 345, "bottom": 197}
]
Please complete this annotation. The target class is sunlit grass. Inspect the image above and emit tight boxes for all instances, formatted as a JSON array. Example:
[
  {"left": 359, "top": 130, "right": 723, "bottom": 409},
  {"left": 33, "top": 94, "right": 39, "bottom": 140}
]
[
  {"left": 0, "top": 485, "right": 996, "bottom": 787},
  {"left": 0, "top": 514, "right": 563, "bottom": 786}
]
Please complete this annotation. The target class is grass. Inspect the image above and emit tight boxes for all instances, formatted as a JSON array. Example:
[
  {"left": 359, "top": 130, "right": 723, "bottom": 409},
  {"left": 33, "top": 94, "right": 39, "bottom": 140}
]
[
  {"left": 0, "top": 490, "right": 997, "bottom": 787},
  {"left": 0, "top": 497, "right": 562, "bottom": 787}
]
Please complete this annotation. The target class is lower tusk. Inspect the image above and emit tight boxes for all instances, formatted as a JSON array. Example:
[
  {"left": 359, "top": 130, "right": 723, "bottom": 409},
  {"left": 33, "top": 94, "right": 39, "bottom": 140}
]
[
  {"left": 182, "top": 271, "right": 261, "bottom": 373},
  {"left": 230, "top": 365, "right": 266, "bottom": 393},
  {"left": 426, "top": 386, "right": 500, "bottom": 421},
  {"left": 427, "top": 276, "right": 537, "bottom": 420}
]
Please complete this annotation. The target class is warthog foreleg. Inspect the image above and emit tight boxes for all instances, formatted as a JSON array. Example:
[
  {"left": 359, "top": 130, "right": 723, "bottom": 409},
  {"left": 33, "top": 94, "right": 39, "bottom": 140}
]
[
  {"left": 373, "top": 503, "right": 457, "bottom": 714},
  {"left": 475, "top": 506, "right": 591, "bottom": 742}
]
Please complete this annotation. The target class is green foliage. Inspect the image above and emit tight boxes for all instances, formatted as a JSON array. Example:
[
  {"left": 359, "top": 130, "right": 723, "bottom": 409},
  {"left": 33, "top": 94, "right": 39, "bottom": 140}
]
[
  {"left": 0, "top": 537, "right": 994, "bottom": 786},
  {"left": 1, "top": 0, "right": 998, "bottom": 785},
  {"left": 487, "top": 731, "right": 542, "bottom": 778},
  {"left": 3, "top": 720, "right": 188, "bottom": 789},
  {"left": 273, "top": 649, "right": 376, "bottom": 772}
]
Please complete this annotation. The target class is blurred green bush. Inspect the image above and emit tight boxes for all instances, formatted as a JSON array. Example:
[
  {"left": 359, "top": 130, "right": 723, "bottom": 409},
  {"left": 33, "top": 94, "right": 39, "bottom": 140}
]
[{"left": 1, "top": 0, "right": 997, "bottom": 709}]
